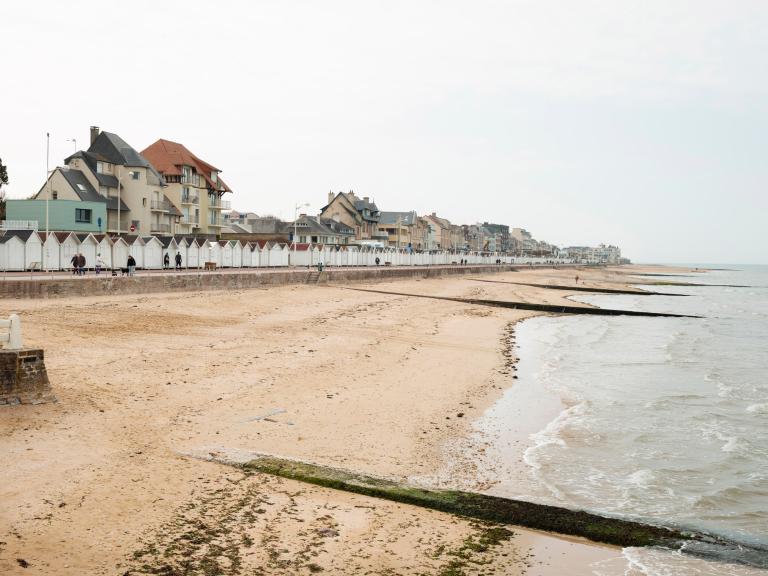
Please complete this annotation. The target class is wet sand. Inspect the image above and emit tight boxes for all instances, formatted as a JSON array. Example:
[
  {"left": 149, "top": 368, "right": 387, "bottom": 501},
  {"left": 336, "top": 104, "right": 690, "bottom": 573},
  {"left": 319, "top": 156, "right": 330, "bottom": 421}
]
[{"left": 0, "top": 265, "right": 680, "bottom": 575}]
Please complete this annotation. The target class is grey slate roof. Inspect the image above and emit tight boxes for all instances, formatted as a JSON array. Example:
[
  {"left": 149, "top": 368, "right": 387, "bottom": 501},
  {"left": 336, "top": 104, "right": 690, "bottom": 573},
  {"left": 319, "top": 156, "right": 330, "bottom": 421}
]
[
  {"left": 58, "top": 168, "right": 130, "bottom": 210},
  {"left": 0, "top": 230, "right": 37, "bottom": 244},
  {"left": 72, "top": 131, "right": 166, "bottom": 186}
]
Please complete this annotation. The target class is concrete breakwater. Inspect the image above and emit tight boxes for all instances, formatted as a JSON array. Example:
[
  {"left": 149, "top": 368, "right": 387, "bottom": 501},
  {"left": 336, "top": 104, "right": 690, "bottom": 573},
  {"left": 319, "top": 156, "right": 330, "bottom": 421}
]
[
  {"left": 344, "top": 287, "right": 703, "bottom": 318},
  {"left": 236, "top": 455, "right": 767, "bottom": 568},
  {"left": 0, "top": 264, "right": 530, "bottom": 299},
  {"left": 467, "top": 278, "right": 689, "bottom": 296}
]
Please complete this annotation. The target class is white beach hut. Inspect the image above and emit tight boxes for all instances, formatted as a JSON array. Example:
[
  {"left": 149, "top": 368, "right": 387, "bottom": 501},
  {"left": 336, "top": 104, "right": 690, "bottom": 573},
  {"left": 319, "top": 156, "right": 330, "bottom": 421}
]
[
  {"left": 0, "top": 231, "right": 28, "bottom": 271},
  {"left": 93, "top": 234, "right": 113, "bottom": 269},
  {"left": 185, "top": 238, "right": 201, "bottom": 269},
  {"left": 142, "top": 236, "right": 164, "bottom": 269},
  {"left": 231, "top": 240, "right": 243, "bottom": 268},
  {"left": 55, "top": 232, "right": 79, "bottom": 270},
  {"left": 111, "top": 236, "right": 130, "bottom": 269},
  {"left": 160, "top": 236, "right": 178, "bottom": 264},
  {"left": 221, "top": 241, "right": 233, "bottom": 268},
  {"left": 39, "top": 232, "right": 61, "bottom": 271},
  {"left": 207, "top": 241, "right": 221, "bottom": 268},
  {"left": 20, "top": 231, "right": 43, "bottom": 270},
  {"left": 241, "top": 242, "right": 254, "bottom": 268},
  {"left": 75, "top": 233, "right": 98, "bottom": 269},
  {"left": 125, "top": 235, "right": 145, "bottom": 269}
]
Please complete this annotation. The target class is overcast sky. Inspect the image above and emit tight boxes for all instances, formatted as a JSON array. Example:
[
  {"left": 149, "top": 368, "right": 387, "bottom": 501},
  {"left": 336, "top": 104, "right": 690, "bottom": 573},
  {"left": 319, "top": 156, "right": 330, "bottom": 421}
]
[{"left": 2, "top": 1, "right": 766, "bottom": 263}]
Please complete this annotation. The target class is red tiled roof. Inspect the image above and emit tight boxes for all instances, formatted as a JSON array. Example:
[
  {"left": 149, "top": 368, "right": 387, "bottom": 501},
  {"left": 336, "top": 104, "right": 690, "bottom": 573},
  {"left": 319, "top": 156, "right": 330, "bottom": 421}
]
[{"left": 141, "top": 139, "right": 231, "bottom": 193}]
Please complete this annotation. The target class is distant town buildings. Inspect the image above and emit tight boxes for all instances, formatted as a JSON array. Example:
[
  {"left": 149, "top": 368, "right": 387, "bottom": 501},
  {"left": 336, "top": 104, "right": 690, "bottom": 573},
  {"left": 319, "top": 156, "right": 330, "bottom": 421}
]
[{"left": 1, "top": 126, "right": 624, "bottom": 260}]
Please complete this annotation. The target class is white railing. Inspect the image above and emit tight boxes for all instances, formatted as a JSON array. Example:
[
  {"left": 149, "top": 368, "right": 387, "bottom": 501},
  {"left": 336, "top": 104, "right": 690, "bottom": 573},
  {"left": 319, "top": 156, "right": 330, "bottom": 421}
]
[
  {"left": 1, "top": 220, "right": 38, "bottom": 231},
  {"left": 0, "top": 315, "right": 22, "bottom": 350}
]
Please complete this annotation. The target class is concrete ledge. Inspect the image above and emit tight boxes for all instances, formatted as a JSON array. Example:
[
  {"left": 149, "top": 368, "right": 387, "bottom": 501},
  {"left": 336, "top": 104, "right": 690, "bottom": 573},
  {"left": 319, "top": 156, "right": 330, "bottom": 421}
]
[
  {"left": 0, "top": 265, "right": 541, "bottom": 299},
  {"left": 0, "top": 349, "right": 55, "bottom": 406}
]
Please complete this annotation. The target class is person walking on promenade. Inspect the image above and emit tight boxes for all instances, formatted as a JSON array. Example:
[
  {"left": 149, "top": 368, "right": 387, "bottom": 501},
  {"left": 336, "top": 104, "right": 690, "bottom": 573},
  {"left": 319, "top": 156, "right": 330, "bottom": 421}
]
[
  {"left": 70, "top": 253, "right": 79, "bottom": 275},
  {"left": 127, "top": 254, "right": 136, "bottom": 277},
  {"left": 77, "top": 253, "right": 86, "bottom": 275},
  {"left": 163, "top": 253, "right": 170, "bottom": 270},
  {"left": 375, "top": 256, "right": 380, "bottom": 266},
  {"left": 96, "top": 253, "right": 104, "bottom": 275},
  {"left": 175, "top": 251, "right": 182, "bottom": 270}
]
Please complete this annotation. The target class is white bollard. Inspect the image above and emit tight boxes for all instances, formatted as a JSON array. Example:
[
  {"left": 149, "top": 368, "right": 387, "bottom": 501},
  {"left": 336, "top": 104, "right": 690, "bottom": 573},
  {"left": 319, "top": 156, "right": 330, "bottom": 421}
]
[{"left": 1, "top": 314, "right": 23, "bottom": 350}]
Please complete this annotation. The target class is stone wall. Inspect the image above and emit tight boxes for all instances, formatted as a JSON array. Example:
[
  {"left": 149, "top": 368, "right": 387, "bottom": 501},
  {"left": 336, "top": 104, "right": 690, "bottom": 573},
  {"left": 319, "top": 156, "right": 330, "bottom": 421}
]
[
  {"left": 0, "top": 349, "right": 55, "bottom": 405},
  {"left": 0, "top": 264, "right": 536, "bottom": 300}
]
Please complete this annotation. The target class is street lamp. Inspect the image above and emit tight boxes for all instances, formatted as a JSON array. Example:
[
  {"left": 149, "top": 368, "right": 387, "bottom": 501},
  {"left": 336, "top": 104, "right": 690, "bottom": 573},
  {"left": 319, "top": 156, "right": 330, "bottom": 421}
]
[
  {"left": 116, "top": 168, "right": 136, "bottom": 236},
  {"left": 293, "top": 202, "right": 309, "bottom": 266},
  {"left": 67, "top": 138, "right": 77, "bottom": 152}
]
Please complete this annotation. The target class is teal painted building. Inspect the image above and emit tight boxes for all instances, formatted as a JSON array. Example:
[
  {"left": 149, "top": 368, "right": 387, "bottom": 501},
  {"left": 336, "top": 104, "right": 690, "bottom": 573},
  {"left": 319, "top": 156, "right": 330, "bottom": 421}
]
[{"left": 6, "top": 199, "right": 107, "bottom": 233}]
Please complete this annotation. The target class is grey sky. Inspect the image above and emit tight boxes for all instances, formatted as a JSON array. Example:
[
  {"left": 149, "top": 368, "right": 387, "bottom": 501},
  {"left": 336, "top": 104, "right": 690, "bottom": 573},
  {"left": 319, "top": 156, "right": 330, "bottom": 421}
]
[{"left": 2, "top": 1, "right": 766, "bottom": 263}]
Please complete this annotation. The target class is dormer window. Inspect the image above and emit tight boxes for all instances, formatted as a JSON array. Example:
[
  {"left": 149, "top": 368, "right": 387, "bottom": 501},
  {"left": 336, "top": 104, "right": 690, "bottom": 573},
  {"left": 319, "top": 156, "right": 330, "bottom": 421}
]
[
  {"left": 211, "top": 171, "right": 217, "bottom": 183},
  {"left": 96, "top": 161, "right": 111, "bottom": 174}
]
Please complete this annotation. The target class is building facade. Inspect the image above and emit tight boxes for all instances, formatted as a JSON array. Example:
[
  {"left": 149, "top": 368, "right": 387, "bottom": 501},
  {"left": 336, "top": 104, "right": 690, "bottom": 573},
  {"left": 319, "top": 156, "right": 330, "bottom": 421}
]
[
  {"left": 142, "top": 139, "right": 232, "bottom": 238},
  {"left": 319, "top": 191, "right": 384, "bottom": 242},
  {"left": 33, "top": 127, "right": 175, "bottom": 235}
]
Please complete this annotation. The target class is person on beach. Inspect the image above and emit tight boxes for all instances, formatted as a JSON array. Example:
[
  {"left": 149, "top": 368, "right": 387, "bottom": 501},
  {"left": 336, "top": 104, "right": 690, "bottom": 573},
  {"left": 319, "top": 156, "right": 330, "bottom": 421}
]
[
  {"left": 375, "top": 256, "right": 380, "bottom": 266},
  {"left": 575, "top": 275, "right": 579, "bottom": 284},
  {"left": 175, "top": 251, "right": 182, "bottom": 270},
  {"left": 127, "top": 254, "right": 136, "bottom": 277},
  {"left": 163, "top": 253, "right": 170, "bottom": 270},
  {"left": 96, "top": 253, "right": 104, "bottom": 275},
  {"left": 77, "top": 253, "right": 86, "bottom": 275}
]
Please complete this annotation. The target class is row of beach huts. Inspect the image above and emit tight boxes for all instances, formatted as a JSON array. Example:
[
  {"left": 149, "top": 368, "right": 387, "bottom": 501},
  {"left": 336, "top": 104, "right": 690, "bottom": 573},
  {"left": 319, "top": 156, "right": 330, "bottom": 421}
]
[{"left": 0, "top": 230, "right": 576, "bottom": 272}]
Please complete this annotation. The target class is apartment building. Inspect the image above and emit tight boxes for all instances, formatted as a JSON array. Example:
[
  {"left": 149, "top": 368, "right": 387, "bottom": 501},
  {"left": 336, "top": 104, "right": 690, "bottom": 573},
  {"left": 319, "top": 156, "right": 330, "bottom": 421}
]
[{"left": 142, "top": 139, "right": 232, "bottom": 237}]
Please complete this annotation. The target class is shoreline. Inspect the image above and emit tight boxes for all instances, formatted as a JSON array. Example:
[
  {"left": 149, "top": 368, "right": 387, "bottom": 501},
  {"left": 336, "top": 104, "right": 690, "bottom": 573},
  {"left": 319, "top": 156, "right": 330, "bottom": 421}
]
[{"left": 0, "top": 264, "right": 695, "bottom": 574}]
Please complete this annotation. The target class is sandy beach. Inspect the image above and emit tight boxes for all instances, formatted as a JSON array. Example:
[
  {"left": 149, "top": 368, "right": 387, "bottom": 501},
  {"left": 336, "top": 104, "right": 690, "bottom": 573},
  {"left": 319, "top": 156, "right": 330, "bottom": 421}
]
[{"left": 0, "top": 265, "right": 692, "bottom": 575}]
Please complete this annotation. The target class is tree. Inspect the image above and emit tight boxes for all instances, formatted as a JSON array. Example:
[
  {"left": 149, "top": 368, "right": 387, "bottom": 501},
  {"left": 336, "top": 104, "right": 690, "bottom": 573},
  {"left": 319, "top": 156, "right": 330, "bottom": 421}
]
[{"left": 0, "top": 157, "right": 7, "bottom": 221}]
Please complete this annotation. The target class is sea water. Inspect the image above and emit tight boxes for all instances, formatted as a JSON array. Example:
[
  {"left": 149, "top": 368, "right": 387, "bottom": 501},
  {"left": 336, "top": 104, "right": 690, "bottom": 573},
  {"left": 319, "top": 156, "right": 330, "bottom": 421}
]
[{"left": 475, "top": 266, "right": 768, "bottom": 575}]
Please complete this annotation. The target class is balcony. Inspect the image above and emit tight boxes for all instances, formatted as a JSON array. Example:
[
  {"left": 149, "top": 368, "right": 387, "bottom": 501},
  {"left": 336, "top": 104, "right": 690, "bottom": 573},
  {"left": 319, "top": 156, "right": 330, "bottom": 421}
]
[
  {"left": 181, "top": 174, "right": 201, "bottom": 187},
  {"left": 208, "top": 218, "right": 224, "bottom": 227},
  {"left": 182, "top": 194, "right": 199, "bottom": 205},
  {"left": 151, "top": 223, "right": 171, "bottom": 234},
  {"left": 209, "top": 199, "right": 231, "bottom": 210},
  {"left": 151, "top": 200, "right": 169, "bottom": 212},
  {"left": 181, "top": 216, "right": 199, "bottom": 226}
]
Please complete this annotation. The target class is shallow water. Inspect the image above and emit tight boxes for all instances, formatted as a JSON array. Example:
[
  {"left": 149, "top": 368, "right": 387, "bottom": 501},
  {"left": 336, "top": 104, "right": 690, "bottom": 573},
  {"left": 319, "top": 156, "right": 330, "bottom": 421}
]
[{"left": 475, "top": 265, "right": 768, "bottom": 574}]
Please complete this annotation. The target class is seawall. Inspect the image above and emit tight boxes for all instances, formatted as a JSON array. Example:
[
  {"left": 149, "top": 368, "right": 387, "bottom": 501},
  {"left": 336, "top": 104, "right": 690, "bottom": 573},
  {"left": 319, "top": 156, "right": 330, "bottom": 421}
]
[{"left": 0, "top": 264, "right": 539, "bottom": 299}]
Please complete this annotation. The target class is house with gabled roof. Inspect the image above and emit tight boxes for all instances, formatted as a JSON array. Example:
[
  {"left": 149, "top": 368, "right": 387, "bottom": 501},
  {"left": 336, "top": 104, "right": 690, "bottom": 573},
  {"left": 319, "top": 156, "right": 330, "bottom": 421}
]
[
  {"left": 32, "top": 126, "right": 181, "bottom": 236},
  {"left": 319, "top": 190, "right": 384, "bottom": 242},
  {"left": 141, "top": 139, "right": 233, "bottom": 238},
  {"left": 286, "top": 214, "right": 355, "bottom": 246}
]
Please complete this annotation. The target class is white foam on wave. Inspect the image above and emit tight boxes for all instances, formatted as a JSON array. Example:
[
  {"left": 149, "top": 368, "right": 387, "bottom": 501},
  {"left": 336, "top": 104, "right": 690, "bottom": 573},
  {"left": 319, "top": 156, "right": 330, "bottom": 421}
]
[
  {"left": 590, "top": 546, "right": 767, "bottom": 576},
  {"left": 746, "top": 402, "right": 768, "bottom": 414},
  {"left": 522, "top": 401, "right": 590, "bottom": 501}
]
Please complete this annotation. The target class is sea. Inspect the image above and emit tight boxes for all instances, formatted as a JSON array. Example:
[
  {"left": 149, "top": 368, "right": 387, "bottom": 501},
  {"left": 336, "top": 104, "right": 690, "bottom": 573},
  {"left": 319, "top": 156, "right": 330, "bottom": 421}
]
[{"left": 474, "top": 265, "right": 768, "bottom": 575}]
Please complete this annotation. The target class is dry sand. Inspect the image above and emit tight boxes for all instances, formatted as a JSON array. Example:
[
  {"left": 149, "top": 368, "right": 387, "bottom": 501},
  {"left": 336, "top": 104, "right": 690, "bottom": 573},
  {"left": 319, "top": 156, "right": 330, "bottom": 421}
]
[{"left": 0, "top": 265, "right": 677, "bottom": 575}]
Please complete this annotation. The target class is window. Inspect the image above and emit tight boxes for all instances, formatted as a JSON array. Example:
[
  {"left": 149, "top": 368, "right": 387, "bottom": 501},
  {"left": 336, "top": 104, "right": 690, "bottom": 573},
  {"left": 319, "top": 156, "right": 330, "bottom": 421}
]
[
  {"left": 131, "top": 171, "right": 140, "bottom": 180},
  {"left": 96, "top": 161, "right": 110, "bottom": 174},
  {"left": 77, "top": 183, "right": 86, "bottom": 192},
  {"left": 75, "top": 208, "right": 92, "bottom": 223},
  {"left": 52, "top": 191, "right": 58, "bottom": 200},
  {"left": 211, "top": 171, "right": 217, "bottom": 183},
  {"left": 142, "top": 198, "right": 147, "bottom": 207}
]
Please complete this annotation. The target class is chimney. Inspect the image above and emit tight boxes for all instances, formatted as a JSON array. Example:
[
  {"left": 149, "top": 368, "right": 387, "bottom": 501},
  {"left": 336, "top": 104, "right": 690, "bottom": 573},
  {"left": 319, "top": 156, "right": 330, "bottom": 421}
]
[
  {"left": 431, "top": 212, "right": 436, "bottom": 217},
  {"left": 90, "top": 126, "right": 100, "bottom": 145},
  {"left": 363, "top": 196, "right": 370, "bottom": 203},
  {"left": 328, "top": 191, "right": 334, "bottom": 204}
]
